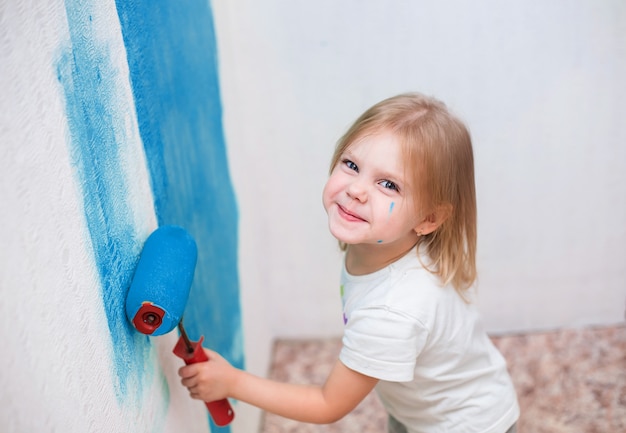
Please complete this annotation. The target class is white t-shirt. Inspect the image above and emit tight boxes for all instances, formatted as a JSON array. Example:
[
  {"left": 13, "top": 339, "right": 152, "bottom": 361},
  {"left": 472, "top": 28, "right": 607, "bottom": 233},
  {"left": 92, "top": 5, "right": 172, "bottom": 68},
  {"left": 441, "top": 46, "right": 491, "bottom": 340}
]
[{"left": 339, "top": 248, "right": 519, "bottom": 433}]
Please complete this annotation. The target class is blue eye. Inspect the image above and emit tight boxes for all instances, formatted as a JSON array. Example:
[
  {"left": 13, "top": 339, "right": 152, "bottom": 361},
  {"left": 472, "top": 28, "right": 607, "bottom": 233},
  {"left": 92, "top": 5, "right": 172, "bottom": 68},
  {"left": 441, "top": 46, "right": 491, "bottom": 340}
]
[
  {"left": 380, "top": 180, "right": 398, "bottom": 191},
  {"left": 344, "top": 159, "right": 358, "bottom": 172}
]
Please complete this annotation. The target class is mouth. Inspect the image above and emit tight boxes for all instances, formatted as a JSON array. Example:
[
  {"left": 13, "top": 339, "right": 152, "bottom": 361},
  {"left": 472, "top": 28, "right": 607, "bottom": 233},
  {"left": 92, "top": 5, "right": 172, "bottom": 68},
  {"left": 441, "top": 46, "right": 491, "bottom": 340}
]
[{"left": 337, "top": 204, "right": 366, "bottom": 222}]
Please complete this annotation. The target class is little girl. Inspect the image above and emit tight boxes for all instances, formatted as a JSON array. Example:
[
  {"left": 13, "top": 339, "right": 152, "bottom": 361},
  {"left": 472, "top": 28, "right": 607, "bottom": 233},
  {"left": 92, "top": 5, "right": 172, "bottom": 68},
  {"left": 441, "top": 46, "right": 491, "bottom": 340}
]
[{"left": 179, "top": 92, "right": 520, "bottom": 433}]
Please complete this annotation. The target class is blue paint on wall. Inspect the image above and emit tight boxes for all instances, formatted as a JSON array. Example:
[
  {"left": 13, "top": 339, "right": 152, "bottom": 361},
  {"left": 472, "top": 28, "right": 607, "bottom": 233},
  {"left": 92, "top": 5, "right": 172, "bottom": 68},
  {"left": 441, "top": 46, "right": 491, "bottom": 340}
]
[
  {"left": 57, "top": 0, "right": 155, "bottom": 405},
  {"left": 115, "top": 1, "right": 243, "bottom": 428},
  {"left": 57, "top": 0, "right": 242, "bottom": 426}
]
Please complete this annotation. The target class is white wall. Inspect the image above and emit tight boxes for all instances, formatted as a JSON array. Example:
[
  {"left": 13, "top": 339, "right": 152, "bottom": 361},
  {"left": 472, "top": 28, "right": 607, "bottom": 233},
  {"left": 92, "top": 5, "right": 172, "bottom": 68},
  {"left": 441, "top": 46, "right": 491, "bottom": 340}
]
[{"left": 215, "top": 0, "right": 626, "bottom": 346}]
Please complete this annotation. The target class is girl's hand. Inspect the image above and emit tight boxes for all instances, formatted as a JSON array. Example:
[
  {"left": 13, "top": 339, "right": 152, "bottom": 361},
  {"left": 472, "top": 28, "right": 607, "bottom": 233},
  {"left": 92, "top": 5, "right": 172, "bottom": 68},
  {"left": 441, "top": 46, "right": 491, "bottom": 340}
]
[
  {"left": 178, "top": 349, "right": 239, "bottom": 402},
  {"left": 180, "top": 351, "right": 378, "bottom": 424}
]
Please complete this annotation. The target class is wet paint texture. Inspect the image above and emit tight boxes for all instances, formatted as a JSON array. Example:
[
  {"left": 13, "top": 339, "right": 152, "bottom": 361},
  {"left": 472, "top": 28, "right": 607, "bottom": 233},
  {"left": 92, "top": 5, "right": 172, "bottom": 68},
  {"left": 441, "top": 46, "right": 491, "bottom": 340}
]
[
  {"left": 57, "top": 0, "right": 155, "bottom": 405},
  {"left": 57, "top": 0, "right": 242, "bottom": 428},
  {"left": 115, "top": 1, "right": 243, "bottom": 429}
]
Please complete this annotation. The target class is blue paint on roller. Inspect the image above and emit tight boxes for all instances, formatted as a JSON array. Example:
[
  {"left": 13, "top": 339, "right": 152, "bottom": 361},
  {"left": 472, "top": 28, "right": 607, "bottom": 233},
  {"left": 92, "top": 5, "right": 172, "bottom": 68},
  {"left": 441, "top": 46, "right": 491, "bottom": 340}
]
[{"left": 127, "top": 226, "right": 197, "bottom": 336}]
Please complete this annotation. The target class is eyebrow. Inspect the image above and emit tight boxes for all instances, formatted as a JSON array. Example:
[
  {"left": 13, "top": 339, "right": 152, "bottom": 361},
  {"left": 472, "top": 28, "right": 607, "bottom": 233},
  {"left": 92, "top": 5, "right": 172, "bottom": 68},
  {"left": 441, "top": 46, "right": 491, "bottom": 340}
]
[{"left": 341, "top": 149, "right": 356, "bottom": 160}]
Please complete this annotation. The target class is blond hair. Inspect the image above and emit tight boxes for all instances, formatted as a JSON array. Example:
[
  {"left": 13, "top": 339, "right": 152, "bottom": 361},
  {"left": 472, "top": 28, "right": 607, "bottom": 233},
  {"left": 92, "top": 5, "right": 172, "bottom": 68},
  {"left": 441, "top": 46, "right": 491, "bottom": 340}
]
[{"left": 330, "top": 92, "right": 477, "bottom": 292}]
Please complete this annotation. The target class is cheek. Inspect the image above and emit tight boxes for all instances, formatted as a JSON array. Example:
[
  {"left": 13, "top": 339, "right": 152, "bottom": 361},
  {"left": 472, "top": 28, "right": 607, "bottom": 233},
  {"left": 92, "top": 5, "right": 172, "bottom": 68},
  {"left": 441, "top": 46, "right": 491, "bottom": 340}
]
[
  {"left": 323, "top": 169, "right": 345, "bottom": 201},
  {"left": 381, "top": 203, "right": 417, "bottom": 231},
  {"left": 322, "top": 177, "right": 338, "bottom": 211}
]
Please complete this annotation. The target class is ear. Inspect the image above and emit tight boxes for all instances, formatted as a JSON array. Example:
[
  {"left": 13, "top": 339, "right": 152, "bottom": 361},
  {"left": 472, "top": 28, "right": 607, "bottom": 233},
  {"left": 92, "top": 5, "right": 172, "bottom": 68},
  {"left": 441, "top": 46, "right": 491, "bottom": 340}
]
[{"left": 414, "top": 203, "right": 452, "bottom": 236}]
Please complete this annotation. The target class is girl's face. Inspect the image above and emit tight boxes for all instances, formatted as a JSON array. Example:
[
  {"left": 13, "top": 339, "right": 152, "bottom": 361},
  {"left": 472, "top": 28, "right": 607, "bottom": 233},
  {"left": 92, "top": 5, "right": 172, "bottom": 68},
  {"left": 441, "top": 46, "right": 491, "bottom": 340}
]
[{"left": 323, "top": 131, "right": 422, "bottom": 250}]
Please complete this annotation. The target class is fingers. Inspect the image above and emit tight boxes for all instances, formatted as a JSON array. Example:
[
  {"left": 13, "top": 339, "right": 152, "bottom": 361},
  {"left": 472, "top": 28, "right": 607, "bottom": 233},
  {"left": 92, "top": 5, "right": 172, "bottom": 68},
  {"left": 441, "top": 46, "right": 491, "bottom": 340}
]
[
  {"left": 178, "top": 363, "right": 199, "bottom": 379},
  {"left": 178, "top": 364, "right": 208, "bottom": 400},
  {"left": 183, "top": 382, "right": 201, "bottom": 400},
  {"left": 180, "top": 374, "right": 204, "bottom": 400},
  {"left": 177, "top": 352, "right": 230, "bottom": 402},
  {"left": 180, "top": 376, "right": 210, "bottom": 401},
  {"left": 180, "top": 375, "right": 195, "bottom": 388},
  {"left": 179, "top": 365, "right": 199, "bottom": 395},
  {"left": 187, "top": 385, "right": 201, "bottom": 400}
]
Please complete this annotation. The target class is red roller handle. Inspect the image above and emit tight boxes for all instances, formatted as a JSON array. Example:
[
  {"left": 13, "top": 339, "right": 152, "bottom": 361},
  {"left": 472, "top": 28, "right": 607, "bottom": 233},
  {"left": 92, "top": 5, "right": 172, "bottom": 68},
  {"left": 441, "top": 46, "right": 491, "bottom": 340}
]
[{"left": 173, "top": 335, "right": 235, "bottom": 426}]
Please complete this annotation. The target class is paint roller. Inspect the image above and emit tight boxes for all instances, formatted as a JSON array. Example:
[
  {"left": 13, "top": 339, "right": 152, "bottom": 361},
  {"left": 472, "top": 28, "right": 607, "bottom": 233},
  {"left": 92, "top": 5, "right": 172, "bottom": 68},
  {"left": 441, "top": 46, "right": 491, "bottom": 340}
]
[{"left": 126, "top": 225, "right": 235, "bottom": 426}]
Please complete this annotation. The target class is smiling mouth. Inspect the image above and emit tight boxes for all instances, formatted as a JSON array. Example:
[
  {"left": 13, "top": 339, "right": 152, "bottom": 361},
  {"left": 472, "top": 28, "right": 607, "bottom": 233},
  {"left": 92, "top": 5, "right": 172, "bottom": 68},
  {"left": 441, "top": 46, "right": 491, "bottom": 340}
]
[{"left": 337, "top": 204, "right": 366, "bottom": 222}]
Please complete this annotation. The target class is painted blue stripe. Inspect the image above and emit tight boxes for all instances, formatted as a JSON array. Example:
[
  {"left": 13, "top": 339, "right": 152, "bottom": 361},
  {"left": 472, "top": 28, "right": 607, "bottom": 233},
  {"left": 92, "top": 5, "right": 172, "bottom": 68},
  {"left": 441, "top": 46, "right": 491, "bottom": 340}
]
[
  {"left": 57, "top": 0, "right": 158, "bottom": 408},
  {"left": 114, "top": 1, "right": 243, "bottom": 429}
]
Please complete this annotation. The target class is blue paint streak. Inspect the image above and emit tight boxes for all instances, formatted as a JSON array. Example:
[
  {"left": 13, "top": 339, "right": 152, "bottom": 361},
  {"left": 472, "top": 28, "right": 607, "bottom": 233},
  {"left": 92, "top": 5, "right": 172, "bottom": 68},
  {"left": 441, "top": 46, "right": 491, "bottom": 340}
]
[
  {"left": 115, "top": 1, "right": 243, "bottom": 429},
  {"left": 389, "top": 201, "right": 395, "bottom": 216},
  {"left": 57, "top": 0, "right": 153, "bottom": 404}
]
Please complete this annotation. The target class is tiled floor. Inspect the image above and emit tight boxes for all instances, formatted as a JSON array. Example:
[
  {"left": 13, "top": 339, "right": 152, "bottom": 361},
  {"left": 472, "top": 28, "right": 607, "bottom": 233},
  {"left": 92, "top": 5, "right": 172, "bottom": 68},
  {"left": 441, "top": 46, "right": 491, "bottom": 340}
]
[{"left": 261, "top": 325, "right": 626, "bottom": 433}]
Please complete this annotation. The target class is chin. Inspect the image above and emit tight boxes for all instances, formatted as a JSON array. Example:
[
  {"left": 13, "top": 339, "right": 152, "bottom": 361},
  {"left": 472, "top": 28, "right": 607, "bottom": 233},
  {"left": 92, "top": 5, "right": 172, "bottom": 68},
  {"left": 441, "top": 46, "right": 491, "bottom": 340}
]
[
  {"left": 328, "top": 228, "right": 352, "bottom": 245},
  {"left": 331, "top": 234, "right": 365, "bottom": 246}
]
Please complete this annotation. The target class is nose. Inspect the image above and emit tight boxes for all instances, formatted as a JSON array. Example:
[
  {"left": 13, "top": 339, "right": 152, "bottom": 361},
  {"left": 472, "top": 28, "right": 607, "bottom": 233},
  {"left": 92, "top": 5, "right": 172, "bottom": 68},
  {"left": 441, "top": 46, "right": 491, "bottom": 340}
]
[{"left": 347, "top": 179, "right": 367, "bottom": 202}]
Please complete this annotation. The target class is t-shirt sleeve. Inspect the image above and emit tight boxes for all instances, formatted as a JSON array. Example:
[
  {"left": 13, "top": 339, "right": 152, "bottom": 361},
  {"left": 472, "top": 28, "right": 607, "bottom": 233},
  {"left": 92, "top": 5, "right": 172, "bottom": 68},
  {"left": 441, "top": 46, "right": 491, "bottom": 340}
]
[{"left": 339, "top": 306, "right": 428, "bottom": 382}]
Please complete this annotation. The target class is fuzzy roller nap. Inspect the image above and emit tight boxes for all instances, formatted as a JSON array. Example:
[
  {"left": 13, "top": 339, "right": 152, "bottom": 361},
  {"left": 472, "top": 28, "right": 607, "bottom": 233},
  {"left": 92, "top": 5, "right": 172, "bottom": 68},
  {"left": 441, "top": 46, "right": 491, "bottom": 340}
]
[
  {"left": 126, "top": 225, "right": 197, "bottom": 335},
  {"left": 126, "top": 225, "right": 235, "bottom": 426}
]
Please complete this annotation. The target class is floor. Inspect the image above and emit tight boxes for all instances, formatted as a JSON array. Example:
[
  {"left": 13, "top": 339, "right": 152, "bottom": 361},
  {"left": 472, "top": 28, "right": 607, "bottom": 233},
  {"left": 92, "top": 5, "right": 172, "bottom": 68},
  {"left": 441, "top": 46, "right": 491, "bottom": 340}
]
[{"left": 261, "top": 324, "right": 626, "bottom": 433}]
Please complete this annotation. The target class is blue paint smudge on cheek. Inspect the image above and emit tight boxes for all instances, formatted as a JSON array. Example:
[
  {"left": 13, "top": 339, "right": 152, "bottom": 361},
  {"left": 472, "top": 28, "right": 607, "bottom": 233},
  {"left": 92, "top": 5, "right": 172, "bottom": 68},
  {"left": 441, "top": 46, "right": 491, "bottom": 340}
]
[
  {"left": 388, "top": 201, "right": 395, "bottom": 216},
  {"left": 57, "top": 0, "right": 152, "bottom": 404}
]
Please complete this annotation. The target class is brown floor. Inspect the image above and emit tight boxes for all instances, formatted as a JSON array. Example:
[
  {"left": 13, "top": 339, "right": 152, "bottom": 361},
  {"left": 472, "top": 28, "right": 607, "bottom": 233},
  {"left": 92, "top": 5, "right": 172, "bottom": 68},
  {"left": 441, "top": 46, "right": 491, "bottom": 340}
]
[{"left": 261, "top": 325, "right": 626, "bottom": 433}]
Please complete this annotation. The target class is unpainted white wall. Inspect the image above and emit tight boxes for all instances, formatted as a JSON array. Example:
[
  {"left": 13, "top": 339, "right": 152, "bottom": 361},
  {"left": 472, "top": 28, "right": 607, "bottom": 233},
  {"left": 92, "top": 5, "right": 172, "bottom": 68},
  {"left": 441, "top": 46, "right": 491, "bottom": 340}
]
[{"left": 215, "top": 0, "right": 626, "bottom": 358}]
